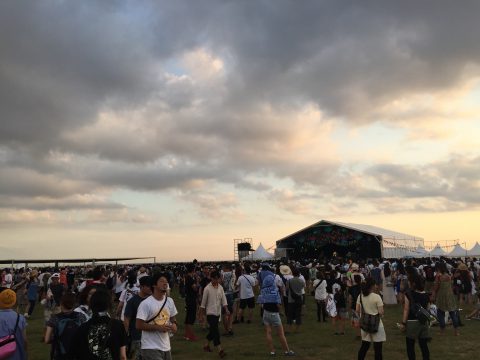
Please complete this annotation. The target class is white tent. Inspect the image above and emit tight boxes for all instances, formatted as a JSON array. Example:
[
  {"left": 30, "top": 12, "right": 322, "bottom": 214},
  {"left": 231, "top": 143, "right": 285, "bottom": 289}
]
[
  {"left": 446, "top": 244, "right": 468, "bottom": 257},
  {"left": 413, "top": 245, "right": 429, "bottom": 258},
  {"left": 429, "top": 244, "right": 447, "bottom": 257},
  {"left": 467, "top": 242, "right": 480, "bottom": 257},
  {"left": 241, "top": 243, "right": 274, "bottom": 261}
]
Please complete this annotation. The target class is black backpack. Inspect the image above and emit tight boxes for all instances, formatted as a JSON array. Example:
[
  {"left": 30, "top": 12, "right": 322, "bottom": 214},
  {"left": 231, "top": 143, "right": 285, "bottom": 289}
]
[{"left": 53, "top": 313, "right": 83, "bottom": 359}]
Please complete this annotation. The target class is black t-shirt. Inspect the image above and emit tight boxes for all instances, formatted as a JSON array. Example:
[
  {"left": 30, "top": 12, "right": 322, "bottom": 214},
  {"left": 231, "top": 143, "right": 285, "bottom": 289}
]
[
  {"left": 185, "top": 275, "right": 197, "bottom": 302},
  {"left": 334, "top": 291, "right": 346, "bottom": 308},
  {"left": 72, "top": 316, "right": 127, "bottom": 360},
  {"left": 348, "top": 285, "right": 360, "bottom": 310},
  {"left": 124, "top": 295, "right": 146, "bottom": 341},
  {"left": 200, "top": 275, "right": 210, "bottom": 290},
  {"left": 50, "top": 284, "right": 65, "bottom": 305},
  {"left": 407, "top": 291, "right": 430, "bottom": 320},
  {"left": 263, "top": 303, "right": 279, "bottom": 312}
]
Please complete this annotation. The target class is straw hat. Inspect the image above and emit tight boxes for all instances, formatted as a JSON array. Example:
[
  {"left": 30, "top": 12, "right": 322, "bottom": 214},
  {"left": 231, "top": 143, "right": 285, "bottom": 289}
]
[
  {"left": 279, "top": 265, "right": 292, "bottom": 276},
  {"left": 457, "top": 263, "right": 468, "bottom": 271},
  {"left": 350, "top": 263, "right": 359, "bottom": 271},
  {"left": 0, "top": 289, "right": 16, "bottom": 309}
]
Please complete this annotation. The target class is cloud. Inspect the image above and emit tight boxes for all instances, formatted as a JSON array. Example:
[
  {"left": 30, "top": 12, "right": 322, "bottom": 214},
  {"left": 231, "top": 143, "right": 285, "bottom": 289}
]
[{"left": 1, "top": 0, "right": 480, "bottom": 223}]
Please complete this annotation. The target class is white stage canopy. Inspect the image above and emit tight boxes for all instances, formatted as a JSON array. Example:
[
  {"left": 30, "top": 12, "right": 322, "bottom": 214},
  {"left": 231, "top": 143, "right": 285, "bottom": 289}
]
[{"left": 242, "top": 243, "right": 274, "bottom": 261}]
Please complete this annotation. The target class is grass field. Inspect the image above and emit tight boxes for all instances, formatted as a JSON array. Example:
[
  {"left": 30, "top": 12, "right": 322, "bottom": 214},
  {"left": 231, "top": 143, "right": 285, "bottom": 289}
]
[{"left": 26, "top": 290, "right": 479, "bottom": 359}]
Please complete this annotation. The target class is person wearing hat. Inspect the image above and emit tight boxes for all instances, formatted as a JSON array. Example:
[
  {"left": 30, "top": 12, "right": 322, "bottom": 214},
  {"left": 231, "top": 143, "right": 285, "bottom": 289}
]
[
  {"left": 0, "top": 288, "right": 28, "bottom": 360},
  {"left": 278, "top": 265, "right": 293, "bottom": 318}
]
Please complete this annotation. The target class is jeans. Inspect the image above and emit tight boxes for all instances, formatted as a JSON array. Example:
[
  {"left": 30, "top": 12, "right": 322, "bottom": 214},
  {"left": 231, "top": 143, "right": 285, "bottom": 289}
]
[{"left": 436, "top": 309, "right": 459, "bottom": 329}]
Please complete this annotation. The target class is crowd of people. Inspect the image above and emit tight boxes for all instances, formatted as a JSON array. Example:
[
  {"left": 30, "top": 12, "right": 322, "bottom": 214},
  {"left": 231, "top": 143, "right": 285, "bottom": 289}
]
[{"left": 0, "top": 256, "right": 479, "bottom": 359}]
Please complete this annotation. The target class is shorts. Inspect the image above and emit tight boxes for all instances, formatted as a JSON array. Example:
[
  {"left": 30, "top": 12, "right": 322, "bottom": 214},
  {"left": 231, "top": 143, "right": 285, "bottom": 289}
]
[
  {"left": 141, "top": 349, "right": 172, "bottom": 360},
  {"left": 239, "top": 297, "right": 255, "bottom": 309},
  {"left": 263, "top": 310, "right": 282, "bottom": 327},
  {"left": 336, "top": 308, "right": 348, "bottom": 320},
  {"left": 222, "top": 293, "right": 234, "bottom": 314}
]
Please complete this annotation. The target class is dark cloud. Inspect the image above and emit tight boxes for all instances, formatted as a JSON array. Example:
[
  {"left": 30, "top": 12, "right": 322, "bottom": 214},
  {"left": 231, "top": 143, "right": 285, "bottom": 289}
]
[{"left": 1, "top": 1, "right": 480, "bottom": 217}]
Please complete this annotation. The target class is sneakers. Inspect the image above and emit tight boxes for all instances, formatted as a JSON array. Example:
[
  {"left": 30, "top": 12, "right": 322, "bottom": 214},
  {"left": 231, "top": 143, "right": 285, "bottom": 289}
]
[
  {"left": 284, "top": 350, "right": 295, "bottom": 356},
  {"left": 203, "top": 345, "right": 213, "bottom": 352},
  {"left": 270, "top": 351, "right": 276, "bottom": 356},
  {"left": 219, "top": 350, "right": 227, "bottom": 358}
]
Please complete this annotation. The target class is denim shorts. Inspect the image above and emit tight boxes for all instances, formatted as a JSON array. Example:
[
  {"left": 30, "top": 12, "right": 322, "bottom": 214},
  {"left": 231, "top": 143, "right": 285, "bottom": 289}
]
[{"left": 263, "top": 310, "right": 282, "bottom": 327}]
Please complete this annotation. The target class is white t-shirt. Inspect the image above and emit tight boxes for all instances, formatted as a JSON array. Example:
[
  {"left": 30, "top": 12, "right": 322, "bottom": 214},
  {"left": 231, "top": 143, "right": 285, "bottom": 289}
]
[
  {"left": 236, "top": 274, "right": 257, "bottom": 299},
  {"left": 299, "top": 275, "right": 306, "bottom": 294},
  {"left": 313, "top": 279, "right": 327, "bottom": 301},
  {"left": 4, "top": 274, "right": 13, "bottom": 288},
  {"left": 115, "top": 278, "right": 127, "bottom": 294},
  {"left": 119, "top": 286, "right": 140, "bottom": 320},
  {"left": 136, "top": 295, "right": 178, "bottom": 351}
]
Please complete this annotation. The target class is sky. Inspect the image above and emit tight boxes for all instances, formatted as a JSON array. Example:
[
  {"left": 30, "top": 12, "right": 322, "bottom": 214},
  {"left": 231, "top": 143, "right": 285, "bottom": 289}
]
[{"left": 1, "top": 1, "right": 480, "bottom": 262}]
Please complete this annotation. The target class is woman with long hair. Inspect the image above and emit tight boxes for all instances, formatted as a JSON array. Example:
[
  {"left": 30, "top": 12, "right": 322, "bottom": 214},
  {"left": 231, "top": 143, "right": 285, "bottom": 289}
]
[
  {"left": 400, "top": 274, "right": 431, "bottom": 360},
  {"left": 356, "top": 277, "right": 385, "bottom": 360},
  {"left": 432, "top": 262, "right": 459, "bottom": 335},
  {"left": 382, "top": 262, "right": 397, "bottom": 305}
]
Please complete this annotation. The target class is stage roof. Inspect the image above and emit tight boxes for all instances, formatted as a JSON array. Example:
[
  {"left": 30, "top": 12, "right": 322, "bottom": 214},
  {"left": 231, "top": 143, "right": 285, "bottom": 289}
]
[{"left": 276, "top": 219, "right": 424, "bottom": 248}]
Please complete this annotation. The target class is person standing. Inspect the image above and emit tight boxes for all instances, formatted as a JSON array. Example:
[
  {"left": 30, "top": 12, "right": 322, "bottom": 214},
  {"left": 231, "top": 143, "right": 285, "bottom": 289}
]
[
  {"left": 399, "top": 274, "right": 431, "bottom": 360},
  {"left": 0, "top": 288, "right": 28, "bottom": 360},
  {"left": 235, "top": 265, "right": 257, "bottom": 324},
  {"left": 286, "top": 268, "right": 304, "bottom": 333},
  {"left": 200, "top": 271, "right": 228, "bottom": 358},
  {"left": 432, "top": 262, "right": 459, "bottom": 335},
  {"left": 257, "top": 273, "right": 295, "bottom": 356},
  {"left": 136, "top": 273, "right": 178, "bottom": 360},
  {"left": 71, "top": 289, "right": 127, "bottom": 360},
  {"left": 312, "top": 271, "right": 328, "bottom": 322},
  {"left": 381, "top": 263, "right": 397, "bottom": 305},
  {"left": 220, "top": 264, "right": 235, "bottom": 337},
  {"left": 44, "top": 293, "right": 86, "bottom": 359},
  {"left": 356, "top": 278, "right": 386, "bottom": 360},
  {"left": 124, "top": 276, "right": 152, "bottom": 360},
  {"left": 183, "top": 263, "right": 199, "bottom": 341}
]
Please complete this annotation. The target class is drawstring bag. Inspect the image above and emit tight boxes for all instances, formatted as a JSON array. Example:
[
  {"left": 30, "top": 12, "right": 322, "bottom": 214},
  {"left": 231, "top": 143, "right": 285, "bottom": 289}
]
[{"left": 0, "top": 313, "right": 19, "bottom": 360}]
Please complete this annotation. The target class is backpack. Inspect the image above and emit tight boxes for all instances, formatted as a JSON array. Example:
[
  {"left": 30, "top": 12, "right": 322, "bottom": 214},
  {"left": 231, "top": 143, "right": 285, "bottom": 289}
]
[
  {"left": 370, "top": 268, "right": 382, "bottom": 286},
  {"left": 87, "top": 320, "right": 113, "bottom": 360},
  {"left": 257, "top": 275, "right": 281, "bottom": 304},
  {"left": 424, "top": 267, "right": 435, "bottom": 282},
  {"left": 222, "top": 272, "right": 234, "bottom": 293},
  {"left": 53, "top": 313, "right": 83, "bottom": 359}
]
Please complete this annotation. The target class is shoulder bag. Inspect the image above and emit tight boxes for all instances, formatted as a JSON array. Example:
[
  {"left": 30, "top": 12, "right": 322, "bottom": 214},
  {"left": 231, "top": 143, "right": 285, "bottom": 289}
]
[{"left": 359, "top": 295, "right": 380, "bottom": 333}]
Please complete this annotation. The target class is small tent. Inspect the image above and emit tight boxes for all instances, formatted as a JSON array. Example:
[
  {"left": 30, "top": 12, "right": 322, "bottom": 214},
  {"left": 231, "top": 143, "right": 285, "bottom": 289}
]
[
  {"left": 467, "top": 242, "right": 480, "bottom": 257},
  {"left": 241, "top": 243, "right": 274, "bottom": 261},
  {"left": 413, "top": 245, "right": 429, "bottom": 258},
  {"left": 429, "top": 244, "right": 447, "bottom": 257},
  {"left": 446, "top": 244, "right": 468, "bottom": 257}
]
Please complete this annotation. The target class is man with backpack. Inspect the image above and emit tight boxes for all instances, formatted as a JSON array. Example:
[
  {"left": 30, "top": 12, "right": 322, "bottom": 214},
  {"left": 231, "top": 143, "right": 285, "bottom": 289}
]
[
  {"left": 44, "top": 293, "right": 86, "bottom": 359},
  {"left": 0, "top": 288, "right": 28, "bottom": 360}
]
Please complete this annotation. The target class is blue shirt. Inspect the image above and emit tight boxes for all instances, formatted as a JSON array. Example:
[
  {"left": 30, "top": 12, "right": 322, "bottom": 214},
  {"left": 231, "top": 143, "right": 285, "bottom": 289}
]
[{"left": 0, "top": 310, "right": 27, "bottom": 360}]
